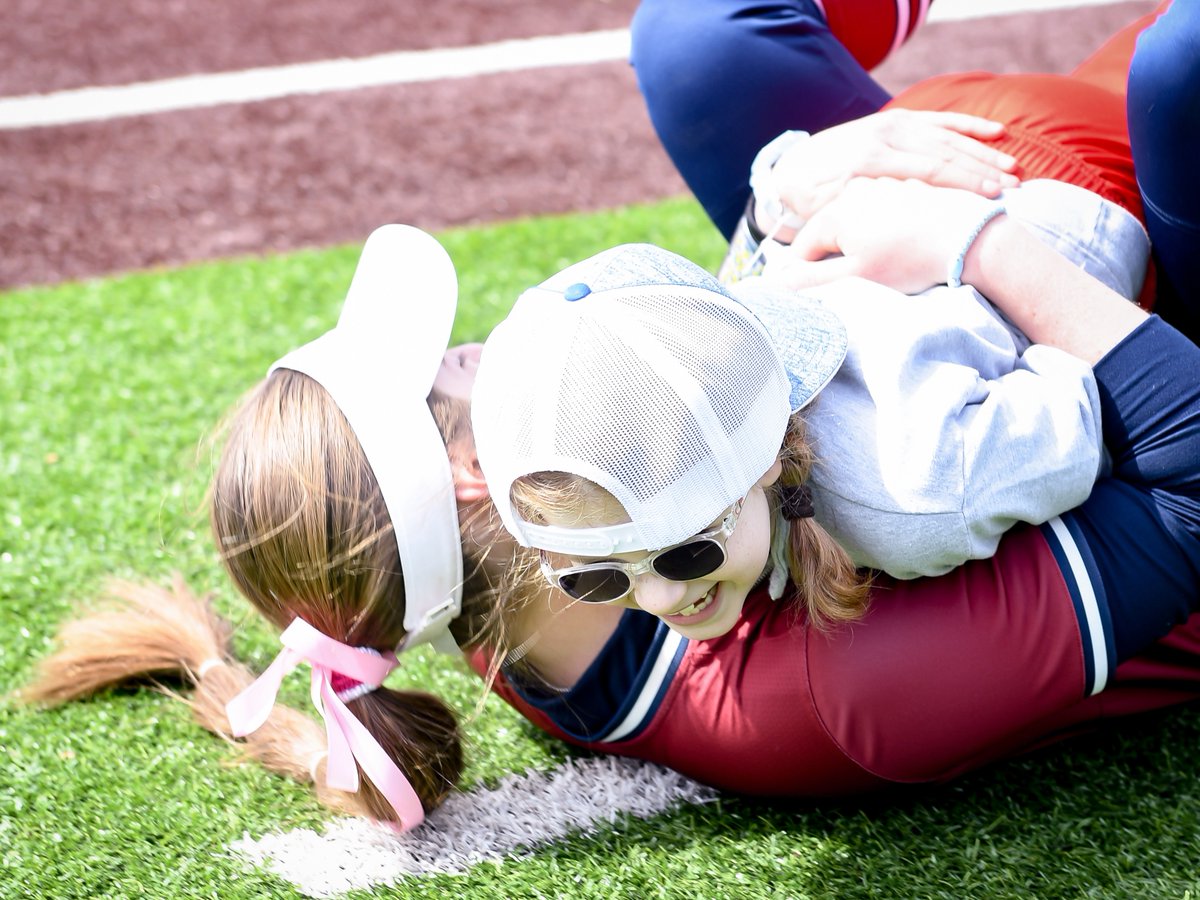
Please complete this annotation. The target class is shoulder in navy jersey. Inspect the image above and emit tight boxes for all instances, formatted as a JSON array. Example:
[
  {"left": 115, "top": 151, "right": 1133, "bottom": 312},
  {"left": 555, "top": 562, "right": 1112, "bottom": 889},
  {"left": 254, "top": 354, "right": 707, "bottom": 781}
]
[{"left": 503, "top": 609, "right": 688, "bottom": 743}]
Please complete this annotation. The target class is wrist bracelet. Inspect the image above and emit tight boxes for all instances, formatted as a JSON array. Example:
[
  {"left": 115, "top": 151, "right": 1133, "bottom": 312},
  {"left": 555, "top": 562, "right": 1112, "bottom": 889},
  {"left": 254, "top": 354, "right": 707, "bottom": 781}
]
[
  {"left": 947, "top": 203, "right": 1006, "bottom": 288},
  {"left": 749, "top": 130, "right": 809, "bottom": 231}
]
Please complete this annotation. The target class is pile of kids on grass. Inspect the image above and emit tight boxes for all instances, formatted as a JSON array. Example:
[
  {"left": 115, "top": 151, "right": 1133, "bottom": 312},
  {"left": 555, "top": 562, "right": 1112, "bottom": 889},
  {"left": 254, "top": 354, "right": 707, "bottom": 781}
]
[{"left": 25, "top": 0, "right": 1200, "bottom": 834}]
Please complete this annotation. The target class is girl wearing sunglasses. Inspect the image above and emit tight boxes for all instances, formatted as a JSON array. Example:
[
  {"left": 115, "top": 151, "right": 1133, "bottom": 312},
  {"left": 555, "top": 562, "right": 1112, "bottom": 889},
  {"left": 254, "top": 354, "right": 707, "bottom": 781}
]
[
  {"left": 469, "top": 175, "right": 1200, "bottom": 792},
  {"left": 471, "top": 238, "right": 862, "bottom": 638}
]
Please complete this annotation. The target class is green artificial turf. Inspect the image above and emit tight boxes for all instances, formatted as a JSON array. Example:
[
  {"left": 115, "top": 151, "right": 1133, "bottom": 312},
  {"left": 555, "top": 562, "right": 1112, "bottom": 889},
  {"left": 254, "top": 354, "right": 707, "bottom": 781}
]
[{"left": 3, "top": 198, "right": 1199, "bottom": 899}]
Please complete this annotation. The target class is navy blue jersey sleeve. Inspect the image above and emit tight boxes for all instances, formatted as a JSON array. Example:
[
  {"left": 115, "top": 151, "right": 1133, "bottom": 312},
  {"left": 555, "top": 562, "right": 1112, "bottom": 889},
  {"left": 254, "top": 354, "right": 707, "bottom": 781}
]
[
  {"left": 1043, "top": 316, "right": 1200, "bottom": 663},
  {"left": 502, "top": 608, "right": 688, "bottom": 742}
]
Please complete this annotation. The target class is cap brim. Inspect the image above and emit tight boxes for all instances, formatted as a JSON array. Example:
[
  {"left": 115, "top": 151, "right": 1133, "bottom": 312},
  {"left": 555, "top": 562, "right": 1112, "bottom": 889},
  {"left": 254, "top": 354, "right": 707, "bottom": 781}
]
[{"left": 727, "top": 278, "right": 848, "bottom": 411}]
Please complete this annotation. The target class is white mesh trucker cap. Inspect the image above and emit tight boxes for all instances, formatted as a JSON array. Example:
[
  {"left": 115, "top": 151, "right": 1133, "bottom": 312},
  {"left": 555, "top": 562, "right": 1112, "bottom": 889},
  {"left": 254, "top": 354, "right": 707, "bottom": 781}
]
[
  {"left": 269, "top": 225, "right": 463, "bottom": 654},
  {"left": 471, "top": 243, "right": 847, "bottom": 556}
]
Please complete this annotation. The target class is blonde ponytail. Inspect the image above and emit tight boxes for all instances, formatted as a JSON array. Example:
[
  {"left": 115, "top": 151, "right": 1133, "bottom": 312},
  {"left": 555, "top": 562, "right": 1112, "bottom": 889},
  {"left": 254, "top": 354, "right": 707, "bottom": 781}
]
[{"left": 20, "top": 577, "right": 370, "bottom": 816}]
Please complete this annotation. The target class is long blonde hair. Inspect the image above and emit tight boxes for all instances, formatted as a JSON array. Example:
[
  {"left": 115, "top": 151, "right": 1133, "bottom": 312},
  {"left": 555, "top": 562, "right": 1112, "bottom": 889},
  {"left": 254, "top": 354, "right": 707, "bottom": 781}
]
[
  {"left": 510, "top": 410, "right": 870, "bottom": 629},
  {"left": 23, "top": 369, "right": 539, "bottom": 824}
]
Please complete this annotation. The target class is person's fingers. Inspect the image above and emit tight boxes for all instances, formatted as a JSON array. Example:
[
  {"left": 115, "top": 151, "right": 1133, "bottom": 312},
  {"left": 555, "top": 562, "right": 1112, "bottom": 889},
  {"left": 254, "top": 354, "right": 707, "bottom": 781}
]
[
  {"left": 887, "top": 124, "right": 1018, "bottom": 177},
  {"left": 934, "top": 159, "right": 1016, "bottom": 195},
  {"left": 938, "top": 128, "right": 1019, "bottom": 172},
  {"left": 861, "top": 148, "right": 1014, "bottom": 196},
  {"left": 782, "top": 205, "right": 846, "bottom": 262},
  {"left": 875, "top": 112, "right": 1018, "bottom": 174},
  {"left": 897, "top": 109, "right": 1007, "bottom": 140},
  {"left": 763, "top": 254, "right": 859, "bottom": 290}
]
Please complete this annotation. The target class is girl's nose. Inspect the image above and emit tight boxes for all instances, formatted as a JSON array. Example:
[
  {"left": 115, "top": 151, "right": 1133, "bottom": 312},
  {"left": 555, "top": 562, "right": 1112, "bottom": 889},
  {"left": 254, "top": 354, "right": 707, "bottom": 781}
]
[{"left": 631, "top": 573, "right": 690, "bottom": 616}]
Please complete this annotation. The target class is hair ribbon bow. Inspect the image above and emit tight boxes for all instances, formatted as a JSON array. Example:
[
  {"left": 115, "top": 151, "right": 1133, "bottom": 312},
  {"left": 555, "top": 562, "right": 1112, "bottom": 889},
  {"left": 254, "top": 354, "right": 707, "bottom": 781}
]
[{"left": 225, "top": 617, "right": 424, "bottom": 831}]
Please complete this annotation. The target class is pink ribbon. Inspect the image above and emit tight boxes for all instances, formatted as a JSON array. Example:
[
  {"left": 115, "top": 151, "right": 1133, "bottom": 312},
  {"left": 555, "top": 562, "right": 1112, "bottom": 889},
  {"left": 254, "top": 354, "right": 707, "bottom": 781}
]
[{"left": 225, "top": 617, "right": 425, "bottom": 831}]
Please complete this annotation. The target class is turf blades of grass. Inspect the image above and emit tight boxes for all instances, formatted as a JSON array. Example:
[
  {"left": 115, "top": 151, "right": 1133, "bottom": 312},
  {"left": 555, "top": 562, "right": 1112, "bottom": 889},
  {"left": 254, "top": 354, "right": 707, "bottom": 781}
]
[{"left": 3, "top": 200, "right": 1200, "bottom": 899}]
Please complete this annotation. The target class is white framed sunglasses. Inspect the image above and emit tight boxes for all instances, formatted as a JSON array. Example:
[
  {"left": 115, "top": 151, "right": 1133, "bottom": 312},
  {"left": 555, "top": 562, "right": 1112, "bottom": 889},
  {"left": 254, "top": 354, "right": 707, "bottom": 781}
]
[{"left": 538, "top": 499, "right": 745, "bottom": 604}]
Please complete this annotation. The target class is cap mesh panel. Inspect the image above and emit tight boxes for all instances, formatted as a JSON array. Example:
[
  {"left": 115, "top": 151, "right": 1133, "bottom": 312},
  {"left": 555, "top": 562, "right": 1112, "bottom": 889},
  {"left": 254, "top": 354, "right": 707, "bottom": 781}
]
[{"left": 473, "top": 245, "right": 793, "bottom": 550}]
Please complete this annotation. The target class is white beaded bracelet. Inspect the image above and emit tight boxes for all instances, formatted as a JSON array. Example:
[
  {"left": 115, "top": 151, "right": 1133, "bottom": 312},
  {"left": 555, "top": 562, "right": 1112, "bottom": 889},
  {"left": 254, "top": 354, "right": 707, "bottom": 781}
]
[
  {"left": 947, "top": 202, "right": 1006, "bottom": 288},
  {"left": 749, "top": 129, "right": 809, "bottom": 231}
]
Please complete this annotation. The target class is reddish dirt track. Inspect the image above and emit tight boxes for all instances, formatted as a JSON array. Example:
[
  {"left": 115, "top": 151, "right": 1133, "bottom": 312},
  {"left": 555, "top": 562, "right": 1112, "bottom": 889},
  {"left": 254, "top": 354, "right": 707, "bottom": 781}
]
[
  {"left": 2, "top": 0, "right": 1156, "bottom": 290},
  {"left": 2, "top": 0, "right": 642, "bottom": 94}
]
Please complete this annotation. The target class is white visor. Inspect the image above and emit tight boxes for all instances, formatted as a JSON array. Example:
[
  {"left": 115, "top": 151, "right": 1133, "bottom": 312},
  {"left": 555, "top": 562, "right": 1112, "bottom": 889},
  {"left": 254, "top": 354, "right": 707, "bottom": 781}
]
[{"left": 270, "top": 224, "right": 463, "bottom": 653}]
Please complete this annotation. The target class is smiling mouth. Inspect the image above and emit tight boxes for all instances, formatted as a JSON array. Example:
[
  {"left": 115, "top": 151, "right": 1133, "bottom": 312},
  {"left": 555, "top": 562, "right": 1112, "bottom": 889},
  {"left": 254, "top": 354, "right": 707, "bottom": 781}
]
[{"left": 673, "top": 585, "right": 717, "bottom": 618}]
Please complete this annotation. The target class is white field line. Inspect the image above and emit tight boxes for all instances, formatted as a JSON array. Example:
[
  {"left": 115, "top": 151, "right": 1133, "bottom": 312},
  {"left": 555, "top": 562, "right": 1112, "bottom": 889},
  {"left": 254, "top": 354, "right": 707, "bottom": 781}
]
[
  {"left": 230, "top": 756, "right": 717, "bottom": 898},
  {"left": 0, "top": 29, "right": 630, "bottom": 129},
  {"left": 930, "top": 0, "right": 1132, "bottom": 21},
  {"left": 0, "top": 0, "right": 1131, "bottom": 130}
]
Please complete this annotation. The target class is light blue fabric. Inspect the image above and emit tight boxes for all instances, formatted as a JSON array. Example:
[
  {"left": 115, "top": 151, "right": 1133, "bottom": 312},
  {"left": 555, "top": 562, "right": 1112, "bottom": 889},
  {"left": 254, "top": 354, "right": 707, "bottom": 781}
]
[
  {"left": 798, "top": 277, "right": 1104, "bottom": 578},
  {"left": 731, "top": 179, "right": 1145, "bottom": 579}
]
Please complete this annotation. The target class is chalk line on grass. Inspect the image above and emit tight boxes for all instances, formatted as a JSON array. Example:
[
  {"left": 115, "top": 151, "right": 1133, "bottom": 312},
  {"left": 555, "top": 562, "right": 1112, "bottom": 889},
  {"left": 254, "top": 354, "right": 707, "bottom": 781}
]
[{"left": 230, "top": 756, "right": 717, "bottom": 898}]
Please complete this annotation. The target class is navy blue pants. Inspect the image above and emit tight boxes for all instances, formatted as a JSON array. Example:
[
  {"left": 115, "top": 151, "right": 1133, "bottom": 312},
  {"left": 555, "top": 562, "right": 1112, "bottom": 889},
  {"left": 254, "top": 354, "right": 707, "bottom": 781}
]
[
  {"left": 630, "top": 0, "right": 889, "bottom": 239},
  {"left": 1127, "top": 1, "right": 1200, "bottom": 339}
]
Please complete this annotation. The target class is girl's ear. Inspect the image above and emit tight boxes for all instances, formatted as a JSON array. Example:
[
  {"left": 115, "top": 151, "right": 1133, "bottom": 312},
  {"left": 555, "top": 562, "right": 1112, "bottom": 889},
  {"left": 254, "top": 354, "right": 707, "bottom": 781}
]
[
  {"left": 757, "top": 457, "right": 784, "bottom": 489},
  {"left": 452, "top": 451, "right": 489, "bottom": 503}
]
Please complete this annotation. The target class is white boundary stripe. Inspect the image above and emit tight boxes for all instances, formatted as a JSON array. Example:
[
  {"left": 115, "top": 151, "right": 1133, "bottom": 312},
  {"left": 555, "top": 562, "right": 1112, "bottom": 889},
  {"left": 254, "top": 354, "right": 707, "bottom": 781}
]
[
  {"left": 0, "top": 29, "right": 631, "bottom": 130},
  {"left": 1047, "top": 516, "right": 1109, "bottom": 695},
  {"left": 0, "top": 0, "right": 1130, "bottom": 130},
  {"left": 928, "top": 0, "right": 1128, "bottom": 22},
  {"left": 601, "top": 628, "right": 686, "bottom": 743},
  {"left": 231, "top": 756, "right": 716, "bottom": 898}
]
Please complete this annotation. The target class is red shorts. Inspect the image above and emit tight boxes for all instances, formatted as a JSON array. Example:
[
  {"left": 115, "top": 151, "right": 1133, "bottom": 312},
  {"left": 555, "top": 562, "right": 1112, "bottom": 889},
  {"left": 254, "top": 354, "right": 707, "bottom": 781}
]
[{"left": 889, "top": 72, "right": 1140, "bottom": 217}]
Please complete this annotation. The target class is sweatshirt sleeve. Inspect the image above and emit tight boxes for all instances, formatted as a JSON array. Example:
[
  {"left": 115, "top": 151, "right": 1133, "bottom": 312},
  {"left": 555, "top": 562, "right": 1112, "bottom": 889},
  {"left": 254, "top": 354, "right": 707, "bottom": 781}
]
[{"left": 806, "top": 280, "right": 1104, "bottom": 579}]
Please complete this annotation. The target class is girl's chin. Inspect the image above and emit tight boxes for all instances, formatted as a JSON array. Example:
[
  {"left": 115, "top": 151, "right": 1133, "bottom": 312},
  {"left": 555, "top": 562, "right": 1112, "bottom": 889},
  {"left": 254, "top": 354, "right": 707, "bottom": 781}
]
[{"left": 663, "top": 585, "right": 740, "bottom": 638}]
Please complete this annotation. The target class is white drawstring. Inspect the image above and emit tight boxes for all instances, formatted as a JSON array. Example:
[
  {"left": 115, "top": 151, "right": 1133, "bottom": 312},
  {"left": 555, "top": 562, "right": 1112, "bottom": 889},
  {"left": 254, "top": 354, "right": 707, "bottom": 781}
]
[{"left": 768, "top": 510, "right": 791, "bottom": 601}]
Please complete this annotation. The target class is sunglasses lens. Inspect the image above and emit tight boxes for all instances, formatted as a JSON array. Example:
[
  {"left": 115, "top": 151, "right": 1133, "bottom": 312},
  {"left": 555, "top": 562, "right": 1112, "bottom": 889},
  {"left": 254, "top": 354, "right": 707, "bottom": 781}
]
[
  {"left": 558, "top": 568, "right": 632, "bottom": 603},
  {"left": 652, "top": 539, "right": 725, "bottom": 581}
]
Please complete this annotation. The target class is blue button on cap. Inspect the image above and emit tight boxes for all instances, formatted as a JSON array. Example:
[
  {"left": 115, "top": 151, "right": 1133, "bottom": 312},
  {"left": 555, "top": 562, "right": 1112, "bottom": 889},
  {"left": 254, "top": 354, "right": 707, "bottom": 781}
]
[{"left": 563, "top": 283, "right": 591, "bottom": 301}]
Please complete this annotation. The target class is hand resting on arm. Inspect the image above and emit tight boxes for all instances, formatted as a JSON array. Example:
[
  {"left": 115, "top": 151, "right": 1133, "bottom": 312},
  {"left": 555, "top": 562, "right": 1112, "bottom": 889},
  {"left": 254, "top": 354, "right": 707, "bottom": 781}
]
[
  {"left": 755, "top": 109, "right": 1021, "bottom": 242},
  {"left": 765, "top": 176, "right": 1147, "bottom": 363}
]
